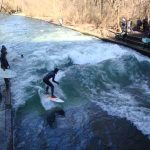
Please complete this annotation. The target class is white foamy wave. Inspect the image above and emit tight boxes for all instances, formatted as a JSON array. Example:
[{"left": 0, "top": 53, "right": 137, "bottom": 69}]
[
  {"left": 93, "top": 89, "right": 150, "bottom": 139},
  {"left": 33, "top": 29, "right": 93, "bottom": 42},
  {"left": 12, "top": 74, "right": 39, "bottom": 108},
  {"left": 6, "top": 19, "right": 150, "bottom": 112},
  {"left": 49, "top": 43, "right": 129, "bottom": 66},
  {"left": 55, "top": 70, "right": 66, "bottom": 81},
  {"left": 9, "top": 39, "right": 143, "bottom": 108}
]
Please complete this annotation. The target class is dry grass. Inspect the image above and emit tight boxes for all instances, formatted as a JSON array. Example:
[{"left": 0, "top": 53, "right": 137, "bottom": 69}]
[{"left": 0, "top": 0, "right": 150, "bottom": 29}]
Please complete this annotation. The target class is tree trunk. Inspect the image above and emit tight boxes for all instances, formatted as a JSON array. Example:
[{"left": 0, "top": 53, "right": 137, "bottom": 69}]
[{"left": 0, "top": 0, "right": 4, "bottom": 11}]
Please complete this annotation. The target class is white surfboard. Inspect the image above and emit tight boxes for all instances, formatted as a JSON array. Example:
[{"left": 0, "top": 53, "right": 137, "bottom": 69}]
[
  {"left": 38, "top": 87, "right": 64, "bottom": 110},
  {"left": 47, "top": 95, "right": 64, "bottom": 103},
  {"left": 0, "top": 68, "right": 17, "bottom": 78}
]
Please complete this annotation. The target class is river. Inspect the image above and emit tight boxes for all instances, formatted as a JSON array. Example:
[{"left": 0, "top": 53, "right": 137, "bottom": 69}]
[{"left": 0, "top": 13, "right": 150, "bottom": 150}]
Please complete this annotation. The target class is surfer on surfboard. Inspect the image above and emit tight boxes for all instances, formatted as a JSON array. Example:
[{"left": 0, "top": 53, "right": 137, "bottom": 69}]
[{"left": 43, "top": 68, "right": 59, "bottom": 98}]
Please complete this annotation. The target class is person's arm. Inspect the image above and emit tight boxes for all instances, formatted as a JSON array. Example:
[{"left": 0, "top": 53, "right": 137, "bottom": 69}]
[{"left": 52, "top": 75, "right": 59, "bottom": 84}]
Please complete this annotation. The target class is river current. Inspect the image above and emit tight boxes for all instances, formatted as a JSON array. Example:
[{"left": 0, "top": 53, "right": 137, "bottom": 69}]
[{"left": 0, "top": 13, "right": 150, "bottom": 149}]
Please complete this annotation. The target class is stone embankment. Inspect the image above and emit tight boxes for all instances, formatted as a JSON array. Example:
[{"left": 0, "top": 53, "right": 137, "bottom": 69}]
[{"left": 0, "top": 85, "right": 13, "bottom": 150}]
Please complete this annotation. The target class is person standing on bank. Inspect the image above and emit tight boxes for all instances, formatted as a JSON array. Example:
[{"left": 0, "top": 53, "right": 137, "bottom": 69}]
[
  {"left": 43, "top": 68, "right": 59, "bottom": 98},
  {"left": 0, "top": 45, "right": 10, "bottom": 89}
]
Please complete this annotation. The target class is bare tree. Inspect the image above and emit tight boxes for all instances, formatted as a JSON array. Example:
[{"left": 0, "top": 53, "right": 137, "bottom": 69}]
[{"left": 0, "top": 0, "right": 4, "bottom": 11}]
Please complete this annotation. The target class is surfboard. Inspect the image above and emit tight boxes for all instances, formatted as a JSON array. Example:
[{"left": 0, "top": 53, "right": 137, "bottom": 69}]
[
  {"left": 0, "top": 68, "right": 17, "bottom": 78},
  {"left": 142, "top": 38, "right": 150, "bottom": 43},
  {"left": 37, "top": 87, "right": 64, "bottom": 110},
  {"left": 37, "top": 86, "right": 64, "bottom": 110},
  {"left": 47, "top": 95, "right": 64, "bottom": 103}
]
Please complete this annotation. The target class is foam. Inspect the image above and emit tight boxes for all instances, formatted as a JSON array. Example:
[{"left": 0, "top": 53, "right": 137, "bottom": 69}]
[
  {"left": 93, "top": 89, "right": 150, "bottom": 139},
  {"left": 33, "top": 28, "right": 93, "bottom": 42},
  {"left": 1, "top": 16, "right": 150, "bottom": 137},
  {"left": 10, "top": 35, "right": 148, "bottom": 109}
]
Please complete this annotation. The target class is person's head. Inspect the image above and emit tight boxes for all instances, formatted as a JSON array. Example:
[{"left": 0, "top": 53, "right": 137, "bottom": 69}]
[
  {"left": 54, "top": 68, "right": 59, "bottom": 74},
  {"left": 1, "top": 45, "right": 7, "bottom": 54}
]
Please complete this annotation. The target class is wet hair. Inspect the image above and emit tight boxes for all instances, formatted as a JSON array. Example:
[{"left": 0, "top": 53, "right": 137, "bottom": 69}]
[
  {"left": 2, "top": 45, "right": 6, "bottom": 49},
  {"left": 54, "top": 68, "right": 59, "bottom": 73}
]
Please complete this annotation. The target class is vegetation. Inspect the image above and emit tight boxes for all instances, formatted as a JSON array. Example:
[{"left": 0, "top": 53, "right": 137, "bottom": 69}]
[{"left": 0, "top": 0, "right": 150, "bottom": 30}]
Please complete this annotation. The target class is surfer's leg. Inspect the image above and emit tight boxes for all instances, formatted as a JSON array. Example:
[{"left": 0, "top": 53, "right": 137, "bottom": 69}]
[
  {"left": 51, "top": 85, "right": 54, "bottom": 96},
  {"left": 43, "top": 79, "right": 50, "bottom": 94},
  {"left": 44, "top": 80, "right": 54, "bottom": 96},
  {"left": 46, "top": 86, "right": 49, "bottom": 94},
  {"left": 48, "top": 82, "right": 54, "bottom": 96},
  {"left": 46, "top": 81, "right": 54, "bottom": 96}
]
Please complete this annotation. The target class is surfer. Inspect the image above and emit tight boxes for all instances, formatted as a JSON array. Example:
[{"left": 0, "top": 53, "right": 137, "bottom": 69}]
[
  {"left": 0, "top": 45, "right": 10, "bottom": 89},
  {"left": 43, "top": 68, "right": 59, "bottom": 98}
]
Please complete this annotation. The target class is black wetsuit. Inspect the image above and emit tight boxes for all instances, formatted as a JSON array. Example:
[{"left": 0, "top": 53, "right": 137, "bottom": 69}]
[
  {"left": 1, "top": 52, "right": 9, "bottom": 70},
  {"left": 43, "top": 71, "right": 58, "bottom": 96},
  {"left": 0, "top": 52, "right": 10, "bottom": 89}
]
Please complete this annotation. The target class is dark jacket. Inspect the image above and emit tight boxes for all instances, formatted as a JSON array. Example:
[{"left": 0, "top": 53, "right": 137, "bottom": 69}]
[
  {"left": 43, "top": 71, "right": 59, "bottom": 84},
  {"left": 0, "top": 52, "right": 9, "bottom": 70}
]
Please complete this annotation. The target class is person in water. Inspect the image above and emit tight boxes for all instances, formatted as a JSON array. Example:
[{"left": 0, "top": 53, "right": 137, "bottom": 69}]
[
  {"left": 0, "top": 45, "right": 10, "bottom": 89},
  {"left": 43, "top": 68, "right": 59, "bottom": 98}
]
